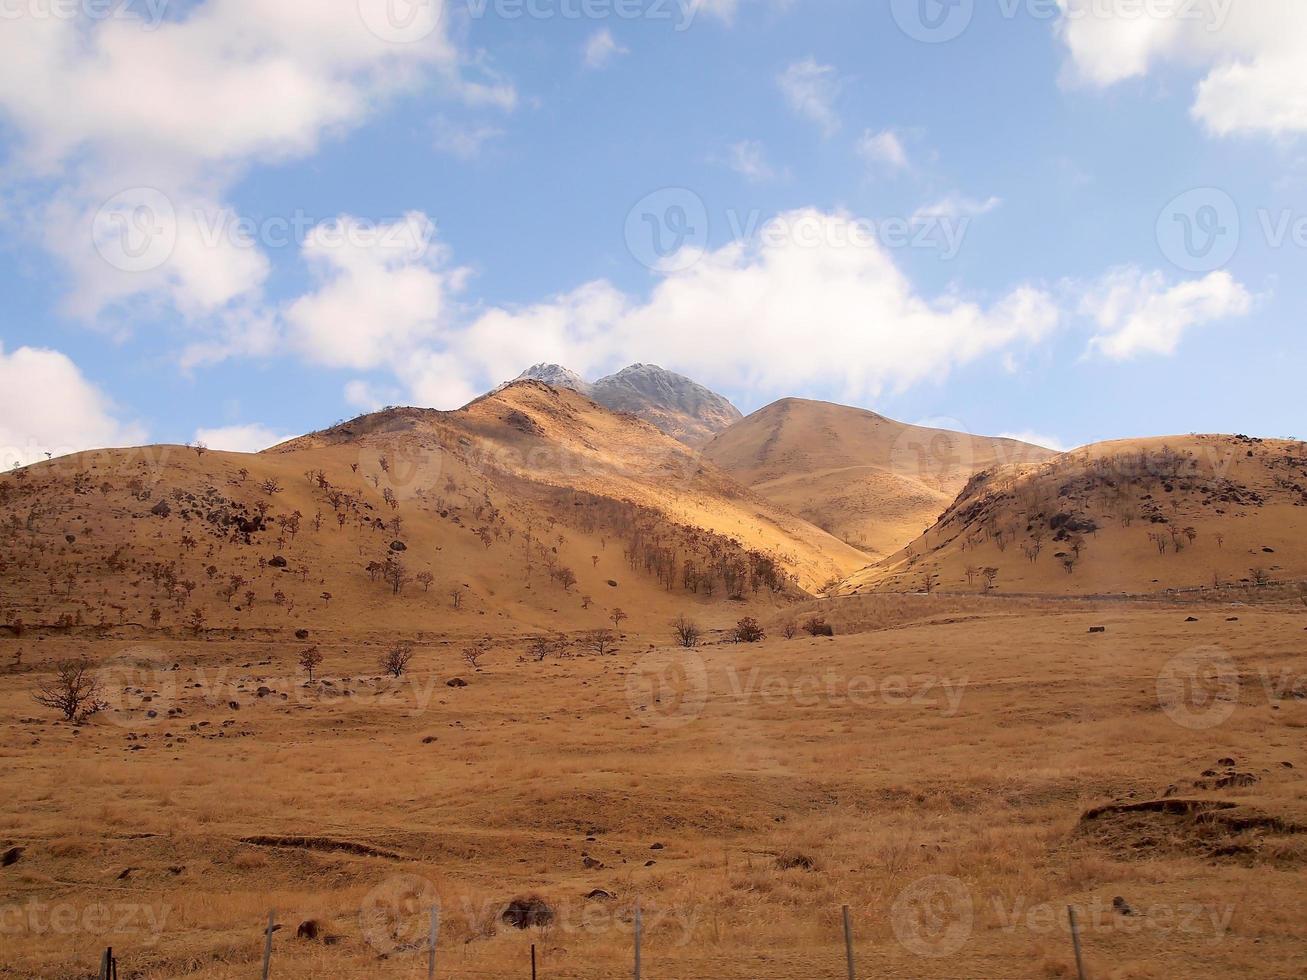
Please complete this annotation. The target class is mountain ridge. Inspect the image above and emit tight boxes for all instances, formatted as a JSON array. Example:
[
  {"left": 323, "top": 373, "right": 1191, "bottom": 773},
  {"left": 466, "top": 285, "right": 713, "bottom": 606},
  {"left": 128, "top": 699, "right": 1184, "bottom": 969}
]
[{"left": 507, "top": 362, "right": 743, "bottom": 445}]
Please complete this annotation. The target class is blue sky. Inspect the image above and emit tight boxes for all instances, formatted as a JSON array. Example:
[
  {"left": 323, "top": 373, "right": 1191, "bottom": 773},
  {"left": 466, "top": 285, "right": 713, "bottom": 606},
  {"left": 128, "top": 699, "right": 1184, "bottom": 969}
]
[{"left": 0, "top": 0, "right": 1304, "bottom": 463}]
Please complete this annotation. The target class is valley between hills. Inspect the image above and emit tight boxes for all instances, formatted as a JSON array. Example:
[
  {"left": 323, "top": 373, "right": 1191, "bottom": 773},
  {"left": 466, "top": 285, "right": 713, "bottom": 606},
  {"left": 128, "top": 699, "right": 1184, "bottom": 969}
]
[{"left": 2, "top": 365, "right": 1306, "bottom": 978}]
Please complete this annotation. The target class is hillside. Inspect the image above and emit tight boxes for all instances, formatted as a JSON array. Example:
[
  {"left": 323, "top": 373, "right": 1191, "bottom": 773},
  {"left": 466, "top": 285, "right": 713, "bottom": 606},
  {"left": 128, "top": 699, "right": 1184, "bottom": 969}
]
[
  {"left": 703, "top": 398, "right": 1055, "bottom": 557},
  {"left": 508, "top": 363, "right": 743, "bottom": 445},
  {"left": 836, "top": 434, "right": 1307, "bottom": 596},
  {"left": 0, "top": 383, "right": 863, "bottom": 644}
]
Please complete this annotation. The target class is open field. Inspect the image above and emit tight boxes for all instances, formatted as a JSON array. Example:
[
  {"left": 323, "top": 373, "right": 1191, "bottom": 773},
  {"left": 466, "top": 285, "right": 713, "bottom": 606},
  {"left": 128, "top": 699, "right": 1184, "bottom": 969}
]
[{"left": 3, "top": 595, "right": 1305, "bottom": 978}]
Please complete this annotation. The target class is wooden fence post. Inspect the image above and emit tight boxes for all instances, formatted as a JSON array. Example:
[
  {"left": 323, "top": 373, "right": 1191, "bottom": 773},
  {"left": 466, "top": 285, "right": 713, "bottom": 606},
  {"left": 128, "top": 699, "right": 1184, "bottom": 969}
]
[
  {"left": 1067, "top": 906, "right": 1087, "bottom": 980},
  {"left": 99, "top": 946, "right": 117, "bottom": 980},
  {"left": 261, "top": 909, "right": 276, "bottom": 980},
  {"left": 842, "top": 905, "right": 856, "bottom": 980},
  {"left": 428, "top": 905, "right": 440, "bottom": 980},
  {"left": 634, "top": 900, "right": 643, "bottom": 980},
  {"left": 531, "top": 942, "right": 537, "bottom": 980}
]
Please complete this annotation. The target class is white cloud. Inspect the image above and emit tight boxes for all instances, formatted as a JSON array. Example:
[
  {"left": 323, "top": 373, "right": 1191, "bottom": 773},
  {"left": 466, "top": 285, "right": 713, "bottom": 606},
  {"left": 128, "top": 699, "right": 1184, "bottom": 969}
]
[
  {"left": 344, "top": 380, "right": 402, "bottom": 413},
  {"left": 457, "top": 209, "right": 1059, "bottom": 404},
  {"left": 0, "top": 0, "right": 505, "bottom": 323},
  {"left": 0, "top": 345, "right": 145, "bottom": 468},
  {"left": 193, "top": 423, "right": 295, "bottom": 454},
  {"left": 1057, "top": 0, "right": 1307, "bottom": 138},
  {"left": 583, "top": 29, "right": 629, "bottom": 69},
  {"left": 433, "top": 116, "right": 505, "bottom": 159},
  {"left": 913, "top": 194, "right": 1002, "bottom": 221},
  {"left": 857, "top": 129, "right": 909, "bottom": 171},
  {"left": 725, "top": 140, "right": 780, "bottom": 183},
  {"left": 1082, "top": 267, "right": 1253, "bottom": 359},
  {"left": 998, "top": 431, "right": 1073, "bottom": 453},
  {"left": 778, "top": 60, "right": 842, "bottom": 136},
  {"left": 285, "top": 213, "right": 467, "bottom": 371}
]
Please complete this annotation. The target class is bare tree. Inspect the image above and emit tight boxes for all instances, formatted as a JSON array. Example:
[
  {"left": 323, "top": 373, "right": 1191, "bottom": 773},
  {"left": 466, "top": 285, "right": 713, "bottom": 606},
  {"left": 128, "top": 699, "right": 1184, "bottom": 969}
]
[
  {"left": 382, "top": 555, "right": 409, "bottom": 596},
  {"left": 260, "top": 477, "right": 283, "bottom": 497},
  {"left": 529, "top": 635, "right": 564, "bottom": 662},
  {"left": 33, "top": 658, "right": 102, "bottom": 721},
  {"left": 462, "top": 643, "right": 486, "bottom": 670},
  {"left": 732, "top": 617, "right": 765, "bottom": 643},
  {"left": 380, "top": 641, "right": 415, "bottom": 678},
  {"left": 416, "top": 571, "right": 435, "bottom": 592},
  {"left": 449, "top": 586, "right": 464, "bottom": 610},
  {"left": 299, "top": 645, "right": 323, "bottom": 683},
  {"left": 588, "top": 629, "right": 617, "bottom": 655},
  {"left": 671, "top": 615, "right": 701, "bottom": 648},
  {"left": 982, "top": 567, "right": 999, "bottom": 592},
  {"left": 609, "top": 607, "right": 628, "bottom": 631}
]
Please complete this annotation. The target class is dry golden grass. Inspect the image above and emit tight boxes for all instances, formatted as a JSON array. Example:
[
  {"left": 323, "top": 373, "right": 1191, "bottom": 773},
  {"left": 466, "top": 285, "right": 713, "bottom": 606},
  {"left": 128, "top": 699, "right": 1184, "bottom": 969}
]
[
  {"left": 3, "top": 598, "right": 1306, "bottom": 978},
  {"left": 702, "top": 397, "right": 1054, "bottom": 558},
  {"left": 841, "top": 434, "right": 1307, "bottom": 596}
]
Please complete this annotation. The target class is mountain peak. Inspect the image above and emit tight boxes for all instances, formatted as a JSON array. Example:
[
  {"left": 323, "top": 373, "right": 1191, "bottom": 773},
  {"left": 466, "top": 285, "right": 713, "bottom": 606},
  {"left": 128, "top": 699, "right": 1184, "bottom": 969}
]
[
  {"left": 496, "top": 362, "right": 742, "bottom": 446},
  {"left": 511, "top": 363, "right": 592, "bottom": 394}
]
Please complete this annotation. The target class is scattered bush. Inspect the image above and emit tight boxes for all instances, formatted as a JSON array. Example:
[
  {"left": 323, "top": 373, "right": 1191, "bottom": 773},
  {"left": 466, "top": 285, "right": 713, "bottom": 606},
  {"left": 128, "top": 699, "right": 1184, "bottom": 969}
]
[
  {"left": 802, "top": 616, "right": 833, "bottom": 637},
  {"left": 732, "top": 617, "right": 765, "bottom": 643},
  {"left": 671, "top": 615, "right": 701, "bottom": 648}
]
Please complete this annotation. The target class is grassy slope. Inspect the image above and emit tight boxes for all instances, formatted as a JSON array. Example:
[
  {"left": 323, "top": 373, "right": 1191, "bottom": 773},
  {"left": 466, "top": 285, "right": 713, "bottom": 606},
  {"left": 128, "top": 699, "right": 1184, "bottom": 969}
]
[
  {"left": 837, "top": 434, "right": 1307, "bottom": 596},
  {"left": 704, "top": 398, "right": 1054, "bottom": 558}
]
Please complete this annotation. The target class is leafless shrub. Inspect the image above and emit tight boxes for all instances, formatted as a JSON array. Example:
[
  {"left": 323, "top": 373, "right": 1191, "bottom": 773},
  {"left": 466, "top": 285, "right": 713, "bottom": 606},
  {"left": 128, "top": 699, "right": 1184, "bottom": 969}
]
[
  {"left": 32, "top": 658, "right": 103, "bottom": 722},
  {"left": 671, "top": 615, "right": 701, "bottom": 648},
  {"left": 380, "top": 642, "right": 415, "bottom": 678}
]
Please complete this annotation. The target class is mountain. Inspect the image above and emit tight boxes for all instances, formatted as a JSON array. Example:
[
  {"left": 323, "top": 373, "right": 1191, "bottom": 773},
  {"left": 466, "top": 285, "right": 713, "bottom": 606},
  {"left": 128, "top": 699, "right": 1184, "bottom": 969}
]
[
  {"left": 500, "top": 363, "right": 742, "bottom": 446},
  {"left": 835, "top": 433, "right": 1307, "bottom": 596},
  {"left": 0, "top": 382, "right": 865, "bottom": 644},
  {"left": 509, "top": 363, "right": 592, "bottom": 395},
  {"left": 590, "top": 364, "right": 743, "bottom": 446},
  {"left": 703, "top": 398, "right": 1056, "bottom": 558}
]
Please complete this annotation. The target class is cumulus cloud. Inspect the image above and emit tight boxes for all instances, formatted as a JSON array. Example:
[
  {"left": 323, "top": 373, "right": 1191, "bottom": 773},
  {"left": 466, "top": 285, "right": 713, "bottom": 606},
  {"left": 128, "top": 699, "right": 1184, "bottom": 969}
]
[
  {"left": 1082, "top": 267, "right": 1253, "bottom": 359},
  {"left": 583, "top": 29, "right": 629, "bottom": 69},
  {"left": 1057, "top": 0, "right": 1307, "bottom": 138},
  {"left": 285, "top": 213, "right": 467, "bottom": 371},
  {"left": 0, "top": 0, "right": 504, "bottom": 323},
  {"left": 857, "top": 129, "right": 909, "bottom": 171},
  {"left": 0, "top": 345, "right": 145, "bottom": 468},
  {"left": 778, "top": 60, "right": 843, "bottom": 136},
  {"left": 457, "top": 209, "right": 1060, "bottom": 404},
  {"left": 193, "top": 424, "right": 295, "bottom": 454}
]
